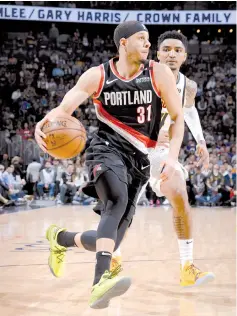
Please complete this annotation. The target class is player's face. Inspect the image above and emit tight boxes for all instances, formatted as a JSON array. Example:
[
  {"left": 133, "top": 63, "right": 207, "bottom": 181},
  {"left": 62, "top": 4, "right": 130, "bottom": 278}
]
[
  {"left": 157, "top": 39, "right": 187, "bottom": 71},
  {"left": 126, "top": 31, "right": 151, "bottom": 64}
]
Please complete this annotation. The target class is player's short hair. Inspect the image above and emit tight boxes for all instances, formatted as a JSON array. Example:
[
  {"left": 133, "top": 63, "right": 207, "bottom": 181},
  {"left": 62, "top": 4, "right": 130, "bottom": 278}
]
[{"left": 157, "top": 31, "right": 188, "bottom": 51}]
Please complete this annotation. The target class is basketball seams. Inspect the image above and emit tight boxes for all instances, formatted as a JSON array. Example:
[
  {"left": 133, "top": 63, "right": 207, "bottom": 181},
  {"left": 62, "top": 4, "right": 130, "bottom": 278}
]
[
  {"left": 69, "top": 137, "right": 85, "bottom": 157},
  {"left": 43, "top": 116, "right": 83, "bottom": 129},
  {"left": 44, "top": 128, "right": 85, "bottom": 134},
  {"left": 46, "top": 135, "right": 86, "bottom": 150},
  {"left": 42, "top": 116, "right": 86, "bottom": 158}
]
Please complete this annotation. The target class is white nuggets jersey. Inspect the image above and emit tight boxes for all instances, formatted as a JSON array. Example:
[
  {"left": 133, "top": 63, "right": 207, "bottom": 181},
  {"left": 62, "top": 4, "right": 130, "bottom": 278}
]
[
  {"left": 149, "top": 72, "right": 188, "bottom": 191},
  {"left": 159, "top": 72, "right": 186, "bottom": 133}
]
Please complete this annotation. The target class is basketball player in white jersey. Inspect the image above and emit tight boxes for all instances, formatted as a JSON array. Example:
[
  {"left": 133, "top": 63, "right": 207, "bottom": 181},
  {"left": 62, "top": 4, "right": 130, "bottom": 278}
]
[
  {"left": 112, "top": 31, "right": 215, "bottom": 287},
  {"left": 148, "top": 31, "right": 215, "bottom": 286}
]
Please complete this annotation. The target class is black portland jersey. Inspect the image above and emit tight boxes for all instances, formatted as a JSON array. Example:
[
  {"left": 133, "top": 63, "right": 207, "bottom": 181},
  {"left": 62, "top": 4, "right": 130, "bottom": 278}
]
[{"left": 93, "top": 57, "right": 162, "bottom": 154}]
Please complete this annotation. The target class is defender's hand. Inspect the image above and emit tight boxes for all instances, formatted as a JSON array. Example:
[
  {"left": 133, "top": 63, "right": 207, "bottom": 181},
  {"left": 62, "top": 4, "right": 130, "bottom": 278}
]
[
  {"left": 160, "top": 156, "right": 177, "bottom": 182},
  {"left": 196, "top": 141, "right": 209, "bottom": 170}
]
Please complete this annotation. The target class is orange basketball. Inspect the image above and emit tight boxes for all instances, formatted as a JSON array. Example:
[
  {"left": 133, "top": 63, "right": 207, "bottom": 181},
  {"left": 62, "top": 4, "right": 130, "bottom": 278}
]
[{"left": 42, "top": 114, "right": 86, "bottom": 159}]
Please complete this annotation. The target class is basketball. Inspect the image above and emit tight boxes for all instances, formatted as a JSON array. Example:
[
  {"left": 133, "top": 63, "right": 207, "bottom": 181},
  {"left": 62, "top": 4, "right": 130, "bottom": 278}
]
[{"left": 42, "top": 114, "right": 87, "bottom": 159}]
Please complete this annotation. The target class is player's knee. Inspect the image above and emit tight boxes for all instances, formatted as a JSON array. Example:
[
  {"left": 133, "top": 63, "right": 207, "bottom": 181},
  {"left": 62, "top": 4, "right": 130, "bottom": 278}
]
[
  {"left": 105, "top": 195, "right": 128, "bottom": 221},
  {"left": 107, "top": 188, "right": 128, "bottom": 209},
  {"left": 170, "top": 190, "right": 187, "bottom": 205},
  {"left": 115, "top": 191, "right": 128, "bottom": 206},
  {"left": 161, "top": 173, "right": 187, "bottom": 199},
  {"left": 168, "top": 185, "right": 190, "bottom": 210},
  {"left": 80, "top": 230, "right": 97, "bottom": 252},
  {"left": 167, "top": 184, "right": 186, "bottom": 200},
  {"left": 172, "top": 181, "right": 187, "bottom": 197}
]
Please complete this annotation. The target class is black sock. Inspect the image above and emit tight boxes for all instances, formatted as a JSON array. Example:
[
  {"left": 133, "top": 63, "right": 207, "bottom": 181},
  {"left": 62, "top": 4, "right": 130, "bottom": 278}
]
[
  {"left": 93, "top": 251, "right": 112, "bottom": 286},
  {"left": 57, "top": 231, "right": 77, "bottom": 247}
]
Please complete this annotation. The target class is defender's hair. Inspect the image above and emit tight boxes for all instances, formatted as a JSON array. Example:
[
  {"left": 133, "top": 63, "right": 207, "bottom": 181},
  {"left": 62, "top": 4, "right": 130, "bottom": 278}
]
[{"left": 157, "top": 30, "right": 188, "bottom": 50}]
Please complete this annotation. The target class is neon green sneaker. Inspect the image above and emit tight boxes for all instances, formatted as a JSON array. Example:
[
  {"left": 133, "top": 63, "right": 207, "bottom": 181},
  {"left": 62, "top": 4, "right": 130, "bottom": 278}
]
[
  {"left": 46, "top": 224, "right": 67, "bottom": 277},
  {"left": 89, "top": 266, "right": 131, "bottom": 309}
]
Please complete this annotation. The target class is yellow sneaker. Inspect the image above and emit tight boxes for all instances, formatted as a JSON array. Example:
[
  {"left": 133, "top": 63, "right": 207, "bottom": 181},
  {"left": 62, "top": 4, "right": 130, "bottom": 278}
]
[
  {"left": 89, "top": 266, "right": 131, "bottom": 309},
  {"left": 180, "top": 261, "right": 215, "bottom": 287},
  {"left": 46, "top": 224, "right": 67, "bottom": 277},
  {"left": 110, "top": 255, "right": 122, "bottom": 271}
]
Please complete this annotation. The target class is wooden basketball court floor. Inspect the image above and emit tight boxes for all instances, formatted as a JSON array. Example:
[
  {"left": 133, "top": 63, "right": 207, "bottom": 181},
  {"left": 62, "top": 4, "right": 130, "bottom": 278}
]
[{"left": 0, "top": 205, "right": 235, "bottom": 316}]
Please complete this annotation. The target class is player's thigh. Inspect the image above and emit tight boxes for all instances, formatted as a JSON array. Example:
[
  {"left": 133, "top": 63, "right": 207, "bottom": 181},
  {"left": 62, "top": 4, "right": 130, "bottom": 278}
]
[
  {"left": 149, "top": 148, "right": 188, "bottom": 197},
  {"left": 95, "top": 170, "right": 128, "bottom": 208},
  {"left": 122, "top": 176, "right": 148, "bottom": 224},
  {"left": 84, "top": 143, "right": 129, "bottom": 199}
]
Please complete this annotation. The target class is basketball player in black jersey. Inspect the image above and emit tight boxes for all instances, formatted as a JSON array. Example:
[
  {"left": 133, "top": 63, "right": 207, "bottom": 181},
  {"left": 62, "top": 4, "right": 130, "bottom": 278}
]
[
  {"left": 35, "top": 21, "right": 184, "bottom": 309},
  {"left": 106, "top": 32, "right": 214, "bottom": 286},
  {"left": 70, "top": 31, "right": 215, "bottom": 288}
]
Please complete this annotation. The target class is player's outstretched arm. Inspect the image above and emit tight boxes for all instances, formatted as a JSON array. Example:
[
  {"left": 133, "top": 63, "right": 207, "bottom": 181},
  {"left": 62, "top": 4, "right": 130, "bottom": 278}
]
[
  {"left": 34, "top": 66, "right": 101, "bottom": 152},
  {"left": 184, "top": 79, "right": 209, "bottom": 169},
  {"left": 153, "top": 62, "right": 184, "bottom": 181},
  {"left": 154, "top": 62, "right": 184, "bottom": 161}
]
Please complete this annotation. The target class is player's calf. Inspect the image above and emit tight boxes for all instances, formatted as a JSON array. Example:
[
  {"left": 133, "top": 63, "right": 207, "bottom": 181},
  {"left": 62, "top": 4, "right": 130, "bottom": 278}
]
[{"left": 160, "top": 172, "right": 215, "bottom": 286}]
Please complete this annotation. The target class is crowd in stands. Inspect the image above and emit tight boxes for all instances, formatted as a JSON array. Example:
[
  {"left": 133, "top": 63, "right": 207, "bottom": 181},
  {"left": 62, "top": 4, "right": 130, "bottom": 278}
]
[
  {"left": 0, "top": 153, "right": 95, "bottom": 208},
  {"left": 0, "top": 148, "right": 235, "bottom": 208},
  {"left": 0, "top": 20, "right": 235, "bottom": 208}
]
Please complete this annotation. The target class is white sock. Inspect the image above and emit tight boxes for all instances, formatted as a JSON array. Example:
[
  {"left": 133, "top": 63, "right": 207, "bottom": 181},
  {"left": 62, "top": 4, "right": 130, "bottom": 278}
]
[
  {"left": 113, "top": 246, "right": 121, "bottom": 257},
  {"left": 178, "top": 239, "right": 193, "bottom": 267}
]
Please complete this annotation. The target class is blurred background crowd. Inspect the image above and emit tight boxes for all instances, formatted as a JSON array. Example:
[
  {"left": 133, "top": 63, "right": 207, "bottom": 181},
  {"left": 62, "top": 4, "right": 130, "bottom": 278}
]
[{"left": 0, "top": 1, "right": 235, "bottom": 208}]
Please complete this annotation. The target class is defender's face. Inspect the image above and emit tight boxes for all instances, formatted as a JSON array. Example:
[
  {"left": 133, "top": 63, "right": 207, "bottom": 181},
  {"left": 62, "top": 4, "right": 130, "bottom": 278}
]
[
  {"left": 125, "top": 31, "right": 151, "bottom": 64},
  {"left": 158, "top": 39, "right": 186, "bottom": 71}
]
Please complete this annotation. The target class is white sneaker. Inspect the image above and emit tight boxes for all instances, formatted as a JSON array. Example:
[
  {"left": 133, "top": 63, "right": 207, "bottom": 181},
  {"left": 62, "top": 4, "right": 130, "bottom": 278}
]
[{"left": 163, "top": 199, "right": 170, "bottom": 205}]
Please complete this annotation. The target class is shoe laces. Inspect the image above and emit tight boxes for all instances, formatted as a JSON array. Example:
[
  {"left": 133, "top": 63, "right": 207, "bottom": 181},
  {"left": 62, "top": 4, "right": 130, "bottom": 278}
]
[
  {"left": 50, "top": 245, "right": 67, "bottom": 263},
  {"left": 111, "top": 257, "right": 120, "bottom": 270},
  {"left": 186, "top": 264, "right": 201, "bottom": 278},
  {"left": 109, "top": 264, "right": 122, "bottom": 278},
  {"left": 99, "top": 264, "right": 122, "bottom": 285}
]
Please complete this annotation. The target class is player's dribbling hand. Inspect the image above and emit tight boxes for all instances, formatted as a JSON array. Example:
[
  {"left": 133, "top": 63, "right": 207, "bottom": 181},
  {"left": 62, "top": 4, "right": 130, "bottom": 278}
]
[
  {"left": 35, "top": 108, "right": 68, "bottom": 153},
  {"left": 196, "top": 141, "right": 209, "bottom": 170},
  {"left": 160, "top": 157, "right": 177, "bottom": 182},
  {"left": 34, "top": 117, "right": 48, "bottom": 153}
]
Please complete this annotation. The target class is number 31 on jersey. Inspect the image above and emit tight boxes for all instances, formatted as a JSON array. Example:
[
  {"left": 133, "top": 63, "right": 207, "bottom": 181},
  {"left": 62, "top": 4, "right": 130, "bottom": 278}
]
[{"left": 137, "top": 104, "right": 152, "bottom": 124}]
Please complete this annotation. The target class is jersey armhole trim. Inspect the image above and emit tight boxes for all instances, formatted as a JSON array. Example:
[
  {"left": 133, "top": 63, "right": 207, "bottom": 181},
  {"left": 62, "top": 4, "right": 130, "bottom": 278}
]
[
  {"left": 94, "top": 64, "right": 105, "bottom": 99},
  {"left": 182, "top": 76, "right": 187, "bottom": 107},
  {"left": 149, "top": 60, "right": 161, "bottom": 98}
]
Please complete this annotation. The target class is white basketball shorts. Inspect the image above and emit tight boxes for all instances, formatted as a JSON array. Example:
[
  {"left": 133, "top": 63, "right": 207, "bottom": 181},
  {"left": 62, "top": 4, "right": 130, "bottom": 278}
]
[{"left": 148, "top": 147, "right": 188, "bottom": 197}]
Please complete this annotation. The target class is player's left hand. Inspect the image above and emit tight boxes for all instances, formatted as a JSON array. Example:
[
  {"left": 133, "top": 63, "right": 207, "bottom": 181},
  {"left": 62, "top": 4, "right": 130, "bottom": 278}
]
[
  {"left": 196, "top": 141, "right": 209, "bottom": 170},
  {"left": 160, "top": 156, "right": 177, "bottom": 182}
]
